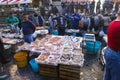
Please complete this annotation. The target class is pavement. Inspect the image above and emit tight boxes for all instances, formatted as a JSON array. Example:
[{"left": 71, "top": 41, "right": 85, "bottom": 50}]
[{"left": 0, "top": 52, "right": 104, "bottom": 80}]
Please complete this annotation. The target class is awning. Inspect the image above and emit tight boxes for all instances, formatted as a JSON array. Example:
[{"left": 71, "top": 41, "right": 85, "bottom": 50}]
[{"left": 0, "top": 0, "right": 32, "bottom": 5}]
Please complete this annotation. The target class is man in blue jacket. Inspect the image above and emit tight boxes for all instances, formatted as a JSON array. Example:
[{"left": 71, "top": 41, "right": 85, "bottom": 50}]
[
  {"left": 72, "top": 12, "right": 81, "bottom": 29},
  {"left": 21, "top": 14, "right": 35, "bottom": 43}
]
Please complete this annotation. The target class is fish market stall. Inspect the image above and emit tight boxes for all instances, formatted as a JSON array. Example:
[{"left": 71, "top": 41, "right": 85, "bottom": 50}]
[{"left": 18, "top": 35, "right": 84, "bottom": 79}]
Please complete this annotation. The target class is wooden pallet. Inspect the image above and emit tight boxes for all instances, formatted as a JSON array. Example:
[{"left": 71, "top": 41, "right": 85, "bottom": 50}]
[
  {"left": 39, "top": 64, "right": 59, "bottom": 78},
  {"left": 59, "top": 64, "right": 81, "bottom": 80}
]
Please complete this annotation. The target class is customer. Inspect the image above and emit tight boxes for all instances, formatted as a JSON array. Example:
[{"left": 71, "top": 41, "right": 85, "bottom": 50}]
[
  {"left": 48, "top": 13, "right": 57, "bottom": 34},
  {"left": 54, "top": 13, "right": 66, "bottom": 35},
  {"left": 103, "top": 10, "right": 120, "bottom": 80},
  {"left": 21, "top": 14, "right": 35, "bottom": 43},
  {"left": 29, "top": 11, "right": 45, "bottom": 27},
  {"left": 103, "top": 13, "right": 111, "bottom": 34}
]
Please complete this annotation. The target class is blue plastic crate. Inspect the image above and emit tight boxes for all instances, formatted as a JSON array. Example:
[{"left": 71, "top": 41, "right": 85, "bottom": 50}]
[
  {"left": 85, "top": 41, "right": 101, "bottom": 54},
  {"left": 29, "top": 59, "right": 39, "bottom": 73}
]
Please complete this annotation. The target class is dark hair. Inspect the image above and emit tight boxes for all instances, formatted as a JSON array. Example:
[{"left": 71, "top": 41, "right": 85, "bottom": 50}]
[{"left": 9, "top": 12, "right": 14, "bottom": 15}]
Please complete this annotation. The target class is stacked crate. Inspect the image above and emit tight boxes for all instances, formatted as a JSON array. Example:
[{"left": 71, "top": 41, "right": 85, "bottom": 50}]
[
  {"left": 39, "top": 64, "right": 59, "bottom": 78},
  {"left": 59, "top": 64, "right": 81, "bottom": 80}
]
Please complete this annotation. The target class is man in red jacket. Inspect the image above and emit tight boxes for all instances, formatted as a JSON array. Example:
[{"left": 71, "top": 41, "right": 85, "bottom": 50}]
[{"left": 104, "top": 10, "right": 120, "bottom": 80}]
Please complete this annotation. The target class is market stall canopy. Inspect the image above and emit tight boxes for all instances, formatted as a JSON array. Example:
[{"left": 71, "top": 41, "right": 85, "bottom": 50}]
[
  {"left": 61, "top": 0, "right": 93, "bottom": 2},
  {"left": 0, "top": 0, "right": 32, "bottom": 5}
]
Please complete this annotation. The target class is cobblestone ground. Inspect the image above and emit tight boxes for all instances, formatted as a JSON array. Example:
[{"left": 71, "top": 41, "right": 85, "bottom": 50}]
[
  {"left": 0, "top": 53, "right": 104, "bottom": 80},
  {"left": 80, "top": 54, "right": 104, "bottom": 80}
]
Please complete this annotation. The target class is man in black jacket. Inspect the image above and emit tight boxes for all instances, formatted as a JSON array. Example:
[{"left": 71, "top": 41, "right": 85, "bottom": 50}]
[{"left": 54, "top": 13, "right": 66, "bottom": 35}]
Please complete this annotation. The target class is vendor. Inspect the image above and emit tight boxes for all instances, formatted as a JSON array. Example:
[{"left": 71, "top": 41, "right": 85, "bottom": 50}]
[
  {"left": 21, "top": 14, "right": 35, "bottom": 43},
  {"left": 103, "top": 10, "right": 120, "bottom": 80},
  {"left": 6, "top": 12, "right": 19, "bottom": 33}
]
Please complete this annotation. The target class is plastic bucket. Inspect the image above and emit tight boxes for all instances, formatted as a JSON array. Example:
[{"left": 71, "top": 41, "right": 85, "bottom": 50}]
[
  {"left": 86, "top": 41, "right": 101, "bottom": 54},
  {"left": 14, "top": 51, "right": 28, "bottom": 68},
  {"left": 29, "top": 59, "right": 39, "bottom": 73}
]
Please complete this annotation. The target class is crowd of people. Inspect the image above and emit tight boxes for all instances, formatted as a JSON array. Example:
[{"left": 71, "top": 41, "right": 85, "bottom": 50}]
[
  {"left": 48, "top": 12, "right": 116, "bottom": 37},
  {"left": 0, "top": 0, "right": 120, "bottom": 79},
  {"left": 1, "top": 7, "right": 117, "bottom": 43},
  {"left": 61, "top": 0, "right": 116, "bottom": 14}
]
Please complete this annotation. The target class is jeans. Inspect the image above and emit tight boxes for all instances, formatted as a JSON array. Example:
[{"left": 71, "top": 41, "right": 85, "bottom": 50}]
[
  {"left": 104, "top": 47, "right": 120, "bottom": 80},
  {"left": 23, "top": 34, "right": 33, "bottom": 43}
]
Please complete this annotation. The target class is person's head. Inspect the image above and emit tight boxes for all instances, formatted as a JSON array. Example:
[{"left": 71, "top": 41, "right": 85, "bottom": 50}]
[
  {"left": 9, "top": 12, "right": 14, "bottom": 17},
  {"left": 117, "top": 10, "right": 120, "bottom": 17},
  {"left": 65, "top": 13, "right": 68, "bottom": 16},
  {"left": 104, "top": 13, "right": 108, "bottom": 16},
  {"left": 23, "top": 13, "right": 29, "bottom": 21},
  {"left": 50, "top": 13, "right": 53, "bottom": 16},
  {"left": 34, "top": 11, "right": 39, "bottom": 17}
]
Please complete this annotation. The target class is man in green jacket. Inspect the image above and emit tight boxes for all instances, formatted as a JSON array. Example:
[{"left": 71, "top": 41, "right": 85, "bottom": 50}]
[{"left": 6, "top": 12, "right": 19, "bottom": 33}]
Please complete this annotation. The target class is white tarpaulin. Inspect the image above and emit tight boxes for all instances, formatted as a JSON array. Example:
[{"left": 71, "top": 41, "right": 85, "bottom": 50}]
[{"left": 0, "top": 0, "right": 32, "bottom": 5}]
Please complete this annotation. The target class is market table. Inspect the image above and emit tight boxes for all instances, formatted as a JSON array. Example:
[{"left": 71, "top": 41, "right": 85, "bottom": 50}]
[
  {"left": 65, "top": 29, "right": 80, "bottom": 36},
  {"left": 2, "top": 33, "right": 23, "bottom": 39},
  {"left": 33, "top": 29, "right": 48, "bottom": 39},
  {"left": 2, "top": 38, "right": 24, "bottom": 53},
  {"left": 36, "top": 26, "right": 48, "bottom": 31},
  {"left": 18, "top": 35, "right": 84, "bottom": 80}
]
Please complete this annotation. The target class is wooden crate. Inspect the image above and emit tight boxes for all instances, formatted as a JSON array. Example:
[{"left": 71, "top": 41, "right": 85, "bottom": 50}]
[
  {"left": 59, "top": 64, "right": 81, "bottom": 80},
  {"left": 39, "top": 64, "right": 59, "bottom": 78}
]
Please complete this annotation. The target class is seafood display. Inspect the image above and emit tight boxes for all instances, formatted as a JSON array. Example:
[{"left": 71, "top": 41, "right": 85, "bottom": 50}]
[
  {"left": 62, "top": 47, "right": 72, "bottom": 54},
  {"left": 19, "top": 35, "right": 84, "bottom": 66},
  {"left": 47, "top": 54, "right": 61, "bottom": 65},
  {"left": 72, "top": 48, "right": 82, "bottom": 55},
  {"left": 59, "top": 54, "right": 72, "bottom": 64},
  {"left": 2, "top": 38, "right": 23, "bottom": 44},
  {"left": 71, "top": 54, "right": 84, "bottom": 67},
  {"left": 35, "top": 53, "right": 50, "bottom": 63}
]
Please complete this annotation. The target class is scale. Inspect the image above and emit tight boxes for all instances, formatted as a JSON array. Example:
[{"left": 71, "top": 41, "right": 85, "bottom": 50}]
[{"left": 84, "top": 33, "right": 96, "bottom": 42}]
